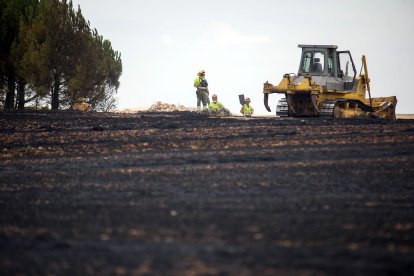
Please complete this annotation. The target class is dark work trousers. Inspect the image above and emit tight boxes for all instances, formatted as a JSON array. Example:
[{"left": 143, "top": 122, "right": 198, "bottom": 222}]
[{"left": 196, "top": 89, "right": 209, "bottom": 109}]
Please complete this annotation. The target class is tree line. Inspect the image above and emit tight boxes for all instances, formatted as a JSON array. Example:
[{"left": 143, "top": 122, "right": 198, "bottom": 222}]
[{"left": 0, "top": 0, "right": 122, "bottom": 111}]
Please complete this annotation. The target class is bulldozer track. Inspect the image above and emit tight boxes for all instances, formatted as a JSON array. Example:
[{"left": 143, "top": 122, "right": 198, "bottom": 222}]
[
  {"left": 276, "top": 98, "right": 289, "bottom": 117},
  {"left": 320, "top": 100, "right": 337, "bottom": 117}
]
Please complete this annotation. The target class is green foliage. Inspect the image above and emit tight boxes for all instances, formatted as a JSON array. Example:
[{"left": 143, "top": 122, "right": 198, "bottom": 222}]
[
  {"left": 0, "top": 0, "right": 123, "bottom": 110},
  {"left": 0, "top": 0, "right": 39, "bottom": 108}
]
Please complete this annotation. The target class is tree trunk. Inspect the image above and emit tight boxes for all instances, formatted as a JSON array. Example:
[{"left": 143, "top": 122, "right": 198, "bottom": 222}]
[
  {"left": 17, "top": 80, "right": 26, "bottom": 109},
  {"left": 51, "top": 75, "right": 60, "bottom": 110},
  {"left": 5, "top": 74, "right": 16, "bottom": 109}
]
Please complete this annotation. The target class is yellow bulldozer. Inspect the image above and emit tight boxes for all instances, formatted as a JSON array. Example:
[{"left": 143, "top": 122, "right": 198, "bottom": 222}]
[{"left": 263, "top": 44, "right": 397, "bottom": 119}]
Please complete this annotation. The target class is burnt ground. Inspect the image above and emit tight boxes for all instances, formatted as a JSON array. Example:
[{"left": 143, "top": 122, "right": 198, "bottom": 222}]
[{"left": 1, "top": 110, "right": 414, "bottom": 275}]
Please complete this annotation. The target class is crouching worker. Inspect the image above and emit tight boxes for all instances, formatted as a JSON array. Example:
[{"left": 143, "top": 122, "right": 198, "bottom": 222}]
[
  {"left": 240, "top": 97, "right": 254, "bottom": 117},
  {"left": 208, "top": 94, "right": 231, "bottom": 116},
  {"left": 209, "top": 94, "right": 224, "bottom": 110}
]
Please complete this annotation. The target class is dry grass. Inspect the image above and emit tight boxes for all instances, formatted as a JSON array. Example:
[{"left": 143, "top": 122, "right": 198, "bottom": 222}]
[{"left": 397, "top": 114, "right": 414, "bottom": 119}]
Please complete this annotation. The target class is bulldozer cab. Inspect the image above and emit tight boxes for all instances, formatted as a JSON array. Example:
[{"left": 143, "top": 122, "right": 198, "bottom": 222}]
[{"left": 298, "top": 45, "right": 357, "bottom": 91}]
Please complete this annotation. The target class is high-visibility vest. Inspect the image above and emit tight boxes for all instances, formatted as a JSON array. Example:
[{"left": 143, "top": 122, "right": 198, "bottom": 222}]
[
  {"left": 194, "top": 77, "right": 208, "bottom": 87},
  {"left": 209, "top": 101, "right": 223, "bottom": 110},
  {"left": 241, "top": 104, "right": 254, "bottom": 115}
]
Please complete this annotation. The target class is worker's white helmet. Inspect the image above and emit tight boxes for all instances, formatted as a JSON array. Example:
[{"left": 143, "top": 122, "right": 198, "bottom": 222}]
[{"left": 198, "top": 70, "right": 205, "bottom": 76}]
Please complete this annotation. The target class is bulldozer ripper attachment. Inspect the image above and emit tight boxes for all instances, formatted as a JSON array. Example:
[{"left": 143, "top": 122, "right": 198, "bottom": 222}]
[{"left": 264, "top": 93, "right": 271, "bottom": 112}]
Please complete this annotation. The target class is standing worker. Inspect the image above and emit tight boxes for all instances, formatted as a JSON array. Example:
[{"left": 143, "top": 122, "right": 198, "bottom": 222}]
[
  {"left": 240, "top": 97, "right": 254, "bottom": 117},
  {"left": 209, "top": 94, "right": 224, "bottom": 110},
  {"left": 194, "top": 70, "right": 209, "bottom": 110}
]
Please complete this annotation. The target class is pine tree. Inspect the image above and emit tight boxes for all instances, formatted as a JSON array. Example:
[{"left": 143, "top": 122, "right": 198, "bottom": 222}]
[
  {"left": 0, "top": 0, "right": 38, "bottom": 108},
  {"left": 1, "top": 0, "right": 122, "bottom": 110}
]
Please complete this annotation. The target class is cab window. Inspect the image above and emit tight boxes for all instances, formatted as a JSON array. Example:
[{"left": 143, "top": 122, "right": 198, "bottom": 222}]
[
  {"left": 301, "top": 51, "right": 325, "bottom": 73},
  {"left": 302, "top": 51, "right": 313, "bottom": 72},
  {"left": 328, "top": 57, "right": 333, "bottom": 75}
]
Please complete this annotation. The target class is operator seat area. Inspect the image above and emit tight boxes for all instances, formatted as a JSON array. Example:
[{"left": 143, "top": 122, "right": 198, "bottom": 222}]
[{"left": 313, "top": 58, "right": 323, "bottom": 72}]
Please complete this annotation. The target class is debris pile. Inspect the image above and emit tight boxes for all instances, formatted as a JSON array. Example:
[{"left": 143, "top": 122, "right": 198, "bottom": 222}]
[
  {"left": 148, "top": 102, "right": 187, "bottom": 112},
  {"left": 72, "top": 99, "right": 91, "bottom": 112},
  {"left": 203, "top": 107, "right": 232, "bottom": 117}
]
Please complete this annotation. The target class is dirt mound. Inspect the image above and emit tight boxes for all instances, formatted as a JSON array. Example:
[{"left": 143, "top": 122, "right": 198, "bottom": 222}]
[
  {"left": 71, "top": 100, "right": 91, "bottom": 112},
  {"left": 148, "top": 101, "right": 187, "bottom": 112},
  {"left": 146, "top": 102, "right": 231, "bottom": 117},
  {"left": 202, "top": 107, "right": 232, "bottom": 117}
]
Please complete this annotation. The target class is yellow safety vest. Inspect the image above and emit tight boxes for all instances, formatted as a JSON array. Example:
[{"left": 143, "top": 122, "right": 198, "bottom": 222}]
[
  {"left": 209, "top": 101, "right": 224, "bottom": 110},
  {"left": 241, "top": 104, "right": 254, "bottom": 115}
]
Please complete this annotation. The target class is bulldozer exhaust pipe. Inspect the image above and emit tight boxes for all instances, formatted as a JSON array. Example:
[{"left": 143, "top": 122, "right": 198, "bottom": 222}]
[{"left": 264, "top": 93, "right": 271, "bottom": 112}]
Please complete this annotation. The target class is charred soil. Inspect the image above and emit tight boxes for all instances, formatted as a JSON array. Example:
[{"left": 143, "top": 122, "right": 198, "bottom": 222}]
[{"left": 1, "top": 110, "right": 414, "bottom": 275}]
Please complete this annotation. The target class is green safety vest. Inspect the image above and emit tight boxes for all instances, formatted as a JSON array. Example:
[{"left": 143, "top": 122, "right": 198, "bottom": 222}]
[
  {"left": 194, "top": 76, "right": 207, "bottom": 87},
  {"left": 242, "top": 104, "right": 254, "bottom": 115},
  {"left": 209, "top": 101, "right": 223, "bottom": 110}
]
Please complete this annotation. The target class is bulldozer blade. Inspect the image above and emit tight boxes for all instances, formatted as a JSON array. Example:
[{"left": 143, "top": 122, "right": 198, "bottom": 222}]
[{"left": 239, "top": 94, "right": 245, "bottom": 105}]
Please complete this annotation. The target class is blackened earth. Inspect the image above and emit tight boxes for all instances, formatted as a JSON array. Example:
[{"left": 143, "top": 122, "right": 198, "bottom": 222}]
[{"left": 1, "top": 110, "right": 414, "bottom": 275}]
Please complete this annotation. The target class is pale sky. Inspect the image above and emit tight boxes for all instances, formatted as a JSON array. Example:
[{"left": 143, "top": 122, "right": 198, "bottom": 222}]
[{"left": 71, "top": 0, "right": 414, "bottom": 114}]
